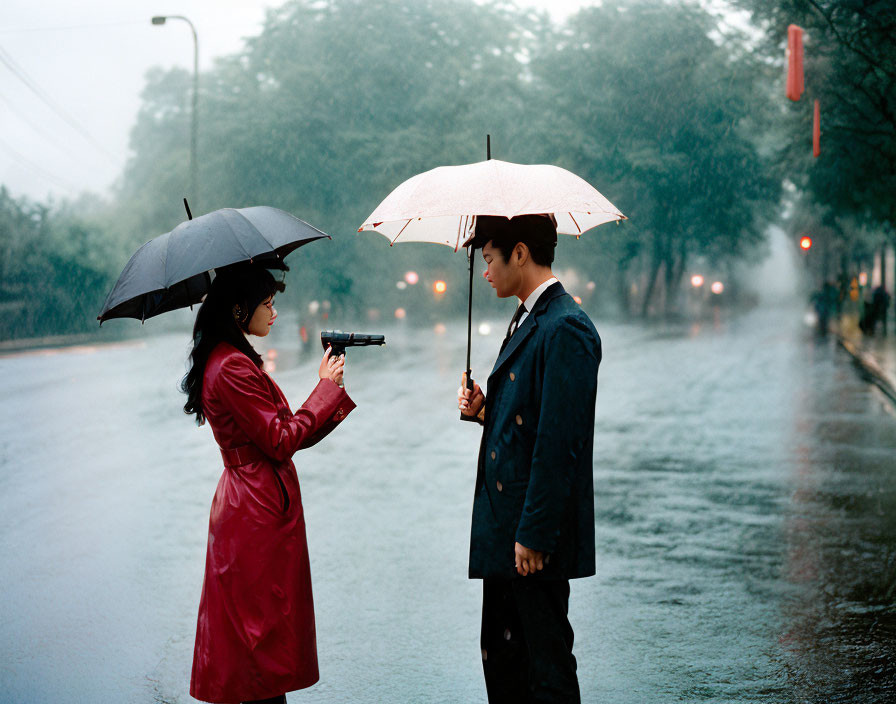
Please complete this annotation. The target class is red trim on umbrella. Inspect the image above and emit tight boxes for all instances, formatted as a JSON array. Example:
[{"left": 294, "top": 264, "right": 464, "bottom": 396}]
[{"left": 390, "top": 219, "right": 413, "bottom": 245}]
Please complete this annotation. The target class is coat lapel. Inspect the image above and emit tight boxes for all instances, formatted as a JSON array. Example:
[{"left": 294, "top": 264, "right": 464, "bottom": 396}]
[{"left": 489, "top": 282, "right": 566, "bottom": 380}]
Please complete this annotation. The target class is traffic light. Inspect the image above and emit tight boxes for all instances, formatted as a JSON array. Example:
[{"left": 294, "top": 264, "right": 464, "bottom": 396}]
[{"left": 799, "top": 235, "right": 812, "bottom": 251}]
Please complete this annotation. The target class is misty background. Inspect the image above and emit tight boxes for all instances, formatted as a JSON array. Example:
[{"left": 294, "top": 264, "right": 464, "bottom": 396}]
[{"left": 1, "top": 0, "right": 893, "bottom": 342}]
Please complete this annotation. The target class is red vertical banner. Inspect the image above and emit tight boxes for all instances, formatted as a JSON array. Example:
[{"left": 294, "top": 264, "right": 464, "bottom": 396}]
[
  {"left": 786, "top": 24, "right": 804, "bottom": 101},
  {"left": 813, "top": 99, "right": 821, "bottom": 157}
]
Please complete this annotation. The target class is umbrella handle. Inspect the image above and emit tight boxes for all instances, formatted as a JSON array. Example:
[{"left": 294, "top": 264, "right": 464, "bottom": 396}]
[{"left": 459, "top": 371, "right": 479, "bottom": 423}]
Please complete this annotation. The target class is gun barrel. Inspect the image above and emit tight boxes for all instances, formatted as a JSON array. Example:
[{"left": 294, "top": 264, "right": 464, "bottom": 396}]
[{"left": 320, "top": 331, "right": 386, "bottom": 350}]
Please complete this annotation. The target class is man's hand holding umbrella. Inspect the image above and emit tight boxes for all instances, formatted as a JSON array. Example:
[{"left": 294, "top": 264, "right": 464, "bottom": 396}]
[{"left": 458, "top": 372, "right": 484, "bottom": 422}]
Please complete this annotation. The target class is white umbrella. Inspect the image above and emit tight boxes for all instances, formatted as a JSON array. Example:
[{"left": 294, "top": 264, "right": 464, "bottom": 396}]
[
  {"left": 359, "top": 158, "right": 626, "bottom": 420},
  {"left": 358, "top": 159, "right": 626, "bottom": 249}
]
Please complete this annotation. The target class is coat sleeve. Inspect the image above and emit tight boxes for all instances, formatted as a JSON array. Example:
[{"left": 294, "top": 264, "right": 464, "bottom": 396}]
[
  {"left": 212, "top": 355, "right": 355, "bottom": 462},
  {"left": 514, "top": 317, "right": 599, "bottom": 554},
  {"left": 296, "top": 386, "right": 357, "bottom": 449}
]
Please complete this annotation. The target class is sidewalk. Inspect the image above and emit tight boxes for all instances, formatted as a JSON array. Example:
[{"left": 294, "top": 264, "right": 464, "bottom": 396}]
[{"left": 833, "top": 314, "right": 896, "bottom": 406}]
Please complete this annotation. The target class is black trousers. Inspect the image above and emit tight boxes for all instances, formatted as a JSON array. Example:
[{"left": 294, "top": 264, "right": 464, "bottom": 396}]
[{"left": 480, "top": 578, "right": 580, "bottom": 703}]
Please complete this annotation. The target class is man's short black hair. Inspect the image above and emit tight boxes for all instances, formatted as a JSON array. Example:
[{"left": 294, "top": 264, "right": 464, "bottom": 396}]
[{"left": 470, "top": 214, "right": 557, "bottom": 266}]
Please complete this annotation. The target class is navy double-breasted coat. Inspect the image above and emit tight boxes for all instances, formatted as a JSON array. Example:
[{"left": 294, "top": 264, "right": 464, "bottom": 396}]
[{"left": 469, "top": 282, "right": 600, "bottom": 580}]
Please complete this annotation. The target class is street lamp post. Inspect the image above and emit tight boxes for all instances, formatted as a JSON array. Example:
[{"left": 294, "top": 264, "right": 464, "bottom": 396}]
[{"left": 152, "top": 15, "right": 199, "bottom": 211}]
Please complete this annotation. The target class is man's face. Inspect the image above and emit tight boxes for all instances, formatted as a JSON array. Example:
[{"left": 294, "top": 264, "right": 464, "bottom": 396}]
[{"left": 481, "top": 240, "right": 521, "bottom": 299}]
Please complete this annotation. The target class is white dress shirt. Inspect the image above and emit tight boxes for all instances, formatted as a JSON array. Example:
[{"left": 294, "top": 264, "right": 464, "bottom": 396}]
[{"left": 517, "top": 276, "right": 558, "bottom": 329}]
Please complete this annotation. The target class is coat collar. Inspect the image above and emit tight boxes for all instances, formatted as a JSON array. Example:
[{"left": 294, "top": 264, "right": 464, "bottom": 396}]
[{"left": 489, "top": 281, "right": 566, "bottom": 379}]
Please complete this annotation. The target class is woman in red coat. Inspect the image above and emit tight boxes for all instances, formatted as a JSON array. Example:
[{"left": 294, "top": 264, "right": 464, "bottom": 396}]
[{"left": 181, "top": 263, "right": 354, "bottom": 704}]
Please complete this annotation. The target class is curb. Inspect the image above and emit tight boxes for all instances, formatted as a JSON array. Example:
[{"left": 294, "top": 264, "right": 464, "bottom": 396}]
[{"left": 836, "top": 334, "right": 896, "bottom": 407}]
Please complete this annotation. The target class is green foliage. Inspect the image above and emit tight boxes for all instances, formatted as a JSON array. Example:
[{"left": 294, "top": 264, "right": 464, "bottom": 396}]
[
  {"left": 114, "top": 0, "right": 552, "bottom": 319},
  {"left": 1, "top": 0, "right": 789, "bottom": 340},
  {"left": 530, "top": 1, "right": 780, "bottom": 312},
  {"left": 733, "top": 0, "right": 896, "bottom": 232},
  {"left": 0, "top": 188, "right": 118, "bottom": 340}
]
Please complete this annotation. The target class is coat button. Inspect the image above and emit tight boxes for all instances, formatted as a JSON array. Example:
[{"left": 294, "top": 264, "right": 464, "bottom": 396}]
[
  {"left": 491, "top": 450, "right": 496, "bottom": 460},
  {"left": 496, "top": 480, "right": 503, "bottom": 492},
  {"left": 509, "top": 372, "right": 515, "bottom": 381},
  {"left": 515, "top": 414, "right": 523, "bottom": 426}
]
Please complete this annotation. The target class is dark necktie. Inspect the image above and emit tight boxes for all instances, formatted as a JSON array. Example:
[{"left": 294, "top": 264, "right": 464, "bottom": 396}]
[{"left": 501, "top": 303, "right": 527, "bottom": 351}]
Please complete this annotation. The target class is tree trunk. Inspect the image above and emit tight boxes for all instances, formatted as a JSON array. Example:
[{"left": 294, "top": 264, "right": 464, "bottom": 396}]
[
  {"left": 667, "top": 254, "right": 687, "bottom": 314},
  {"left": 663, "top": 255, "right": 675, "bottom": 315},
  {"left": 616, "top": 266, "right": 631, "bottom": 315},
  {"left": 641, "top": 256, "right": 662, "bottom": 318}
]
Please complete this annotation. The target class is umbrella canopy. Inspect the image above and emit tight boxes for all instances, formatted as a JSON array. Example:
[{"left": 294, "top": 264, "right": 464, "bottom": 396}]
[
  {"left": 359, "top": 159, "right": 626, "bottom": 249},
  {"left": 359, "top": 157, "right": 626, "bottom": 421},
  {"left": 98, "top": 206, "right": 329, "bottom": 323}
]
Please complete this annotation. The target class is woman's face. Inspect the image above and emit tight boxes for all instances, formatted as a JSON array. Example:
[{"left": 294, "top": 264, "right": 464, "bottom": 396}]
[{"left": 246, "top": 295, "right": 277, "bottom": 336}]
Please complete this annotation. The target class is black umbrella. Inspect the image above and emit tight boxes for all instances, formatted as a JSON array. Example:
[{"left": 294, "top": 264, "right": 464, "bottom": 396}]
[{"left": 98, "top": 205, "right": 329, "bottom": 323}]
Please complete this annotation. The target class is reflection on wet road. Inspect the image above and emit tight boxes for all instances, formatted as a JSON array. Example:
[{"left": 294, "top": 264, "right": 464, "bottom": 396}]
[
  {"left": 590, "top": 312, "right": 896, "bottom": 703},
  {"left": 0, "top": 307, "right": 894, "bottom": 702}
]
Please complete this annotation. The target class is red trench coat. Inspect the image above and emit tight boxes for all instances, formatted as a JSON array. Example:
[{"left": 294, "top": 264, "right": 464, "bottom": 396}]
[{"left": 190, "top": 342, "right": 355, "bottom": 703}]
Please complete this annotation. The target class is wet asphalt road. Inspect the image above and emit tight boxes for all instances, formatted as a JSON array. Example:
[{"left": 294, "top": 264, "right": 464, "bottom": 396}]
[{"left": 0, "top": 306, "right": 894, "bottom": 703}]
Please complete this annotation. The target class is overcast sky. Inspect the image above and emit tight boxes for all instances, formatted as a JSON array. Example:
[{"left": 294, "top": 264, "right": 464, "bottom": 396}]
[{"left": 0, "top": 0, "right": 593, "bottom": 203}]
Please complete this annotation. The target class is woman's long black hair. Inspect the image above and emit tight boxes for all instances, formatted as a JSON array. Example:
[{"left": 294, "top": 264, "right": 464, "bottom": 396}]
[{"left": 181, "top": 263, "right": 285, "bottom": 424}]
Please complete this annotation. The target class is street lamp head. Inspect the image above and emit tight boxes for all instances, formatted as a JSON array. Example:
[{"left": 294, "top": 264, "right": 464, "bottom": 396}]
[{"left": 151, "top": 16, "right": 167, "bottom": 25}]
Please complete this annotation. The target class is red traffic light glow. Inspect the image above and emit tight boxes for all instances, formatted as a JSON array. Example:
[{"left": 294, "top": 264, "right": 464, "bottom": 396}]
[{"left": 800, "top": 236, "right": 812, "bottom": 250}]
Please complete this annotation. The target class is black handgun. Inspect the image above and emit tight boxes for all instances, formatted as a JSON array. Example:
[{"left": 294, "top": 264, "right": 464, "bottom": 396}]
[{"left": 320, "top": 331, "right": 386, "bottom": 357}]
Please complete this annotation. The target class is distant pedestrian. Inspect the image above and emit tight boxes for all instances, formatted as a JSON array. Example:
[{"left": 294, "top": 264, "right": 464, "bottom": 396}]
[
  {"left": 812, "top": 285, "right": 831, "bottom": 334},
  {"left": 183, "top": 263, "right": 354, "bottom": 704},
  {"left": 871, "top": 285, "right": 890, "bottom": 335}
]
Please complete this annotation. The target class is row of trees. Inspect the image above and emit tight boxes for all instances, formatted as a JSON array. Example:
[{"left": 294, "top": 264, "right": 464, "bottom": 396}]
[
  {"left": 120, "top": 0, "right": 780, "bottom": 320},
  {"left": 0, "top": 188, "right": 113, "bottom": 338},
  {"left": 9, "top": 0, "right": 883, "bottom": 340}
]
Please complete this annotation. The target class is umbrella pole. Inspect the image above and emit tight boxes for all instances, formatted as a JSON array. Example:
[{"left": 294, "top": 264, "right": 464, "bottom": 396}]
[
  {"left": 460, "top": 241, "right": 477, "bottom": 423},
  {"left": 465, "top": 243, "right": 474, "bottom": 380},
  {"left": 459, "top": 133, "right": 490, "bottom": 422}
]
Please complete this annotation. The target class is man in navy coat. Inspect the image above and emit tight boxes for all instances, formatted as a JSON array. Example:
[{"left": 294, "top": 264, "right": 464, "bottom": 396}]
[{"left": 459, "top": 214, "right": 600, "bottom": 703}]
